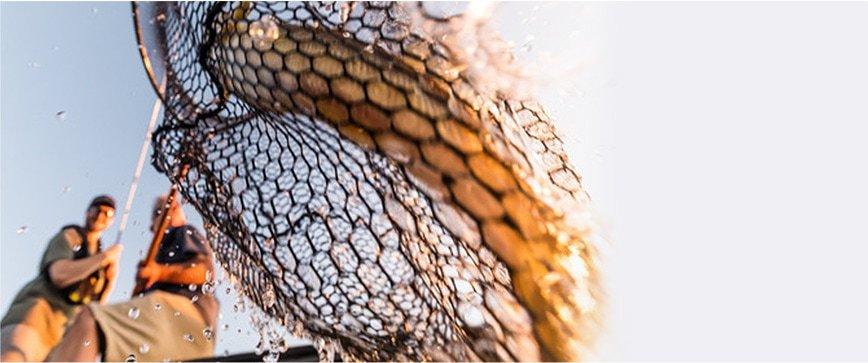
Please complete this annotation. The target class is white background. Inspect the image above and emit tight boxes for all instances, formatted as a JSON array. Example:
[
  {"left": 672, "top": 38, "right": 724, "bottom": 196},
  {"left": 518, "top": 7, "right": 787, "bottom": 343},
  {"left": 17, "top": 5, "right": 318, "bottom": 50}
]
[{"left": 589, "top": 3, "right": 868, "bottom": 360}]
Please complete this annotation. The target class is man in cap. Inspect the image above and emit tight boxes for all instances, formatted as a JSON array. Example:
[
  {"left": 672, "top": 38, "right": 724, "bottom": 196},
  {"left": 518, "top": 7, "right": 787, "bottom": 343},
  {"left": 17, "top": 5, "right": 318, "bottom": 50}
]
[
  {"left": 47, "top": 195, "right": 219, "bottom": 362},
  {"left": 1, "top": 195, "right": 123, "bottom": 362}
]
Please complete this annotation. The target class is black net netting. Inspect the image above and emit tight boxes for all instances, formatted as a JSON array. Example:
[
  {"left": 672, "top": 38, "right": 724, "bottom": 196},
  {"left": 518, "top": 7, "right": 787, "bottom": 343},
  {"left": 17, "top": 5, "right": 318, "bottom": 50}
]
[{"left": 133, "top": 2, "right": 602, "bottom": 361}]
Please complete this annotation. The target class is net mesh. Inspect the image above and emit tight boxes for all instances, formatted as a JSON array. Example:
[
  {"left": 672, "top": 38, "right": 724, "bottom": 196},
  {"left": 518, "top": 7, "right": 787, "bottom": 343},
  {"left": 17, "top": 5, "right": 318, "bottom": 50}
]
[{"left": 135, "top": 2, "right": 602, "bottom": 361}]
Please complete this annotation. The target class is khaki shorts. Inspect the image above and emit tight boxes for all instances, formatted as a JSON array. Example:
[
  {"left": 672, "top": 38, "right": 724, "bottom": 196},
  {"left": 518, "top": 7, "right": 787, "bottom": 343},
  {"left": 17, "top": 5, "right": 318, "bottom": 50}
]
[
  {"left": 89, "top": 290, "right": 218, "bottom": 362},
  {"left": 0, "top": 298, "right": 70, "bottom": 362}
]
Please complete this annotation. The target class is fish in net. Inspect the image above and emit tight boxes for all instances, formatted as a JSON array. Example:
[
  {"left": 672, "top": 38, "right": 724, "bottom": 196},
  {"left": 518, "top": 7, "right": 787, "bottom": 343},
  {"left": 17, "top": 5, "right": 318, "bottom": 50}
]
[{"left": 132, "top": 2, "right": 603, "bottom": 361}]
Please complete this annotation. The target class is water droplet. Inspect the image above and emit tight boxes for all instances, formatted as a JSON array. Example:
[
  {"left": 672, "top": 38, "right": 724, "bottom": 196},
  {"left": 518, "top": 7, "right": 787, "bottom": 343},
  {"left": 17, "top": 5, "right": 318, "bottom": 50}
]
[
  {"left": 190, "top": 295, "right": 199, "bottom": 303},
  {"left": 167, "top": 251, "right": 175, "bottom": 257},
  {"left": 203, "top": 327, "right": 213, "bottom": 341},
  {"left": 16, "top": 226, "right": 28, "bottom": 234},
  {"left": 153, "top": 303, "right": 162, "bottom": 311},
  {"left": 128, "top": 307, "right": 140, "bottom": 320},
  {"left": 83, "top": 339, "right": 91, "bottom": 347},
  {"left": 249, "top": 15, "right": 280, "bottom": 47},
  {"left": 125, "top": 354, "right": 136, "bottom": 362},
  {"left": 55, "top": 110, "right": 67, "bottom": 121},
  {"left": 202, "top": 281, "right": 215, "bottom": 294},
  {"left": 458, "top": 302, "right": 485, "bottom": 327},
  {"left": 186, "top": 229, "right": 193, "bottom": 235},
  {"left": 91, "top": 7, "right": 99, "bottom": 14},
  {"left": 264, "top": 351, "right": 280, "bottom": 363},
  {"left": 222, "top": 323, "right": 229, "bottom": 331},
  {"left": 139, "top": 343, "right": 150, "bottom": 354},
  {"left": 61, "top": 186, "right": 72, "bottom": 193},
  {"left": 173, "top": 311, "right": 181, "bottom": 317},
  {"left": 72, "top": 244, "right": 82, "bottom": 252},
  {"left": 188, "top": 284, "right": 197, "bottom": 292},
  {"left": 183, "top": 333, "right": 194, "bottom": 342},
  {"left": 28, "top": 61, "right": 42, "bottom": 68}
]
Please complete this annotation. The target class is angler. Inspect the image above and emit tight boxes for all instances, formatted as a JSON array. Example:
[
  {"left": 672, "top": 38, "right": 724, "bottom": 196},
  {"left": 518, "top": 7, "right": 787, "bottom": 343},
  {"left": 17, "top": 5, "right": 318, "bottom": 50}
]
[{"left": 0, "top": 196, "right": 123, "bottom": 362}]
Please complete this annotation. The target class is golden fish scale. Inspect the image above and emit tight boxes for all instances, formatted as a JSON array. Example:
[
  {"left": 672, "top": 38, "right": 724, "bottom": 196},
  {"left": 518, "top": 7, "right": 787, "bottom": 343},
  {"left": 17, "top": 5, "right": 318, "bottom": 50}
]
[{"left": 214, "top": 18, "right": 594, "bottom": 362}]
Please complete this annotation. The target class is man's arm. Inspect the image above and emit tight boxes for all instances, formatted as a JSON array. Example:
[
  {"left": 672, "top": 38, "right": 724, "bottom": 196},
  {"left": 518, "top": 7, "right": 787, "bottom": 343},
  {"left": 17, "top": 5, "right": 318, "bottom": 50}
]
[
  {"left": 48, "top": 244, "right": 122, "bottom": 289},
  {"left": 137, "top": 258, "right": 211, "bottom": 289}
]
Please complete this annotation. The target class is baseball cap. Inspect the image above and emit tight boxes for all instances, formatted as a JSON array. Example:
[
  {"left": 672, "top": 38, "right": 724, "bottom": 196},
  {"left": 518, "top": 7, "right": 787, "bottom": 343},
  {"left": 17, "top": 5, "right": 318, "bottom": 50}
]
[{"left": 88, "top": 195, "right": 116, "bottom": 210}]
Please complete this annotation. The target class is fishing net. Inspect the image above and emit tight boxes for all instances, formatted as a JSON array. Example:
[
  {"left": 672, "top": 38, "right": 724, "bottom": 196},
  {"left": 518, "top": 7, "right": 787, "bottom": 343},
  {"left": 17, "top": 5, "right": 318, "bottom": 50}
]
[{"left": 133, "top": 2, "right": 602, "bottom": 361}]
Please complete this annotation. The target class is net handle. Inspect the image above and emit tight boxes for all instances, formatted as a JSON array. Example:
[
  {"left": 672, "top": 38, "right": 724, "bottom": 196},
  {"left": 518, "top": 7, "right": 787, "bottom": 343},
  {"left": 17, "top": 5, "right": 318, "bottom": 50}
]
[
  {"left": 131, "top": 1, "right": 167, "bottom": 102},
  {"left": 131, "top": 164, "right": 189, "bottom": 296},
  {"left": 113, "top": 78, "right": 166, "bottom": 245}
]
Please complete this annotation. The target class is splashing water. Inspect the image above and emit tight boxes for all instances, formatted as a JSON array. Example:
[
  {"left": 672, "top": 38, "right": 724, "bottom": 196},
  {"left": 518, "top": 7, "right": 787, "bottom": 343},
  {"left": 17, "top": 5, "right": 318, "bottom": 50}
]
[
  {"left": 16, "top": 226, "right": 28, "bottom": 234},
  {"left": 136, "top": 2, "right": 602, "bottom": 361}
]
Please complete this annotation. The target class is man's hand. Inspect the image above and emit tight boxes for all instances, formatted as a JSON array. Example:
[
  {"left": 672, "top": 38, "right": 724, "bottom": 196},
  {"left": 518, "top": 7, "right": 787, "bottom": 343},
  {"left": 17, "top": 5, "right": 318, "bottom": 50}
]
[
  {"left": 136, "top": 262, "right": 162, "bottom": 290},
  {"left": 100, "top": 244, "right": 123, "bottom": 267}
]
